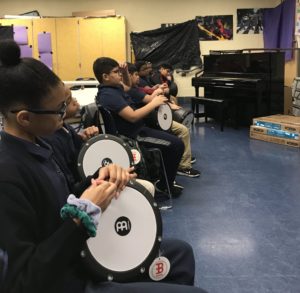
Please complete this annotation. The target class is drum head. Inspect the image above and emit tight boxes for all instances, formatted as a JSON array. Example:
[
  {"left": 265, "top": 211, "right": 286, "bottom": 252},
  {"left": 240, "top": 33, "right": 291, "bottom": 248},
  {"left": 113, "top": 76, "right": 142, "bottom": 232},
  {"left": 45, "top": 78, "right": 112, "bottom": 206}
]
[
  {"left": 81, "top": 181, "right": 162, "bottom": 282},
  {"left": 77, "top": 134, "right": 134, "bottom": 179},
  {"left": 157, "top": 104, "right": 172, "bottom": 131}
]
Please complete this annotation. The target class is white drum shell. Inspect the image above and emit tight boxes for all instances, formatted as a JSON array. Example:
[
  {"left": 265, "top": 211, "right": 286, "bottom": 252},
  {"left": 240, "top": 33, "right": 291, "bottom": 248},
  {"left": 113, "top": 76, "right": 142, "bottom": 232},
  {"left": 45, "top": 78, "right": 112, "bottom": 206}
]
[
  {"left": 157, "top": 104, "right": 173, "bottom": 131},
  {"left": 77, "top": 134, "right": 134, "bottom": 179},
  {"left": 88, "top": 186, "right": 158, "bottom": 271},
  {"left": 145, "top": 104, "right": 172, "bottom": 131},
  {"left": 81, "top": 182, "right": 162, "bottom": 282}
]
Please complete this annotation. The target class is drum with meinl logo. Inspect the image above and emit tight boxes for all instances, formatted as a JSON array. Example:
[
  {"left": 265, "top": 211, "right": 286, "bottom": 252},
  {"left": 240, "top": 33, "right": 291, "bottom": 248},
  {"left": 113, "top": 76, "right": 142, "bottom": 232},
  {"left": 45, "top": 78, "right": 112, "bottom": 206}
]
[
  {"left": 144, "top": 104, "right": 172, "bottom": 131},
  {"left": 77, "top": 134, "right": 135, "bottom": 179},
  {"left": 172, "top": 108, "right": 194, "bottom": 128},
  {"left": 80, "top": 180, "right": 162, "bottom": 282}
]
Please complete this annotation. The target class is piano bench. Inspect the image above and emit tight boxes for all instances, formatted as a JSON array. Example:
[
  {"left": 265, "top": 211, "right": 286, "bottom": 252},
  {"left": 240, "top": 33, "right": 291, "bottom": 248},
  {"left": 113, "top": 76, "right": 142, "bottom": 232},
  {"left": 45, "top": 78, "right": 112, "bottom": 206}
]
[{"left": 191, "top": 97, "right": 226, "bottom": 131}]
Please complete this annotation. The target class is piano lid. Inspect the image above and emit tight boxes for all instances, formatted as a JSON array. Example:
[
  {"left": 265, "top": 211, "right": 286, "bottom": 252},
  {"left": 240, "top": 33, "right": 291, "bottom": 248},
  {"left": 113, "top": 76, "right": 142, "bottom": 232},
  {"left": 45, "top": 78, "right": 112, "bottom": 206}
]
[
  {"left": 191, "top": 75, "right": 263, "bottom": 89},
  {"left": 203, "top": 52, "right": 270, "bottom": 76}
]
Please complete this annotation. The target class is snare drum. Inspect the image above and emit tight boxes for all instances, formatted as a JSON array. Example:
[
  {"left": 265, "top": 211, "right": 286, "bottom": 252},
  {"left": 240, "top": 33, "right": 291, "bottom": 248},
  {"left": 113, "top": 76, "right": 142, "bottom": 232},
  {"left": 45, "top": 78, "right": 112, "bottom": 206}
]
[
  {"left": 80, "top": 180, "right": 162, "bottom": 282},
  {"left": 77, "top": 134, "right": 134, "bottom": 179},
  {"left": 144, "top": 104, "right": 172, "bottom": 131},
  {"left": 172, "top": 108, "right": 194, "bottom": 128}
]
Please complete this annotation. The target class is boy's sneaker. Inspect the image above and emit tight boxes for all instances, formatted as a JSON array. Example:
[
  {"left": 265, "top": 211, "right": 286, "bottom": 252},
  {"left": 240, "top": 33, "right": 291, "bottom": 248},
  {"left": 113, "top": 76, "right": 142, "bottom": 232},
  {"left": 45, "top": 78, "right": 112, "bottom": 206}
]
[
  {"left": 155, "top": 180, "right": 183, "bottom": 198},
  {"left": 191, "top": 157, "right": 196, "bottom": 164},
  {"left": 177, "top": 167, "right": 201, "bottom": 178},
  {"left": 173, "top": 180, "right": 184, "bottom": 190}
]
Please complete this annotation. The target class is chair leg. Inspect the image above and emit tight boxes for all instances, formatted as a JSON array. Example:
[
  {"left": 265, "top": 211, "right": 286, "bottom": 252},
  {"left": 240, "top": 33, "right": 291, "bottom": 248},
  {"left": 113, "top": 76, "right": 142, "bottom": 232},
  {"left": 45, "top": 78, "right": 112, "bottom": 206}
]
[
  {"left": 191, "top": 99, "right": 195, "bottom": 125},
  {"left": 191, "top": 99, "right": 195, "bottom": 113},
  {"left": 148, "top": 147, "right": 173, "bottom": 210},
  {"left": 204, "top": 103, "right": 208, "bottom": 123},
  {"left": 219, "top": 103, "right": 225, "bottom": 132}
]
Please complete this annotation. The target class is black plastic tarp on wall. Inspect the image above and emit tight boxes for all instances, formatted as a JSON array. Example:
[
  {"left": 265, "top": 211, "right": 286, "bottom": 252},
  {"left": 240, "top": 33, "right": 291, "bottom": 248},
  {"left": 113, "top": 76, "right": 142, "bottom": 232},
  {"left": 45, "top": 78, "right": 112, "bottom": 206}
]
[{"left": 130, "top": 20, "right": 201, "bottom": 69}]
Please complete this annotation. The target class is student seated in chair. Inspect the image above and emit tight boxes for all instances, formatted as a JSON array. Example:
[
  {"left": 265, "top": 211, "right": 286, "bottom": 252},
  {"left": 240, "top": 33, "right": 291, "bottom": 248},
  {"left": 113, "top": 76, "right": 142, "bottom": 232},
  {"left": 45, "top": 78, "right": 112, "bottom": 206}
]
[
  {"left": 125, "top": 63, "right": 200, "bottom": 178},
  {"left": 44, "top": 86, "right": 155, "bottom": 196},
  {"left": 0, "top": 40, "right": 208, "bottom": 293},
  {"left": 150, "top": 63, "right": 179, "bottom": 105},
  {"left": 135, "top": 60, "right": 167, "bottom": 95},
  {"left": 93, "top": 57, "right": 185, "bottom": 197}
]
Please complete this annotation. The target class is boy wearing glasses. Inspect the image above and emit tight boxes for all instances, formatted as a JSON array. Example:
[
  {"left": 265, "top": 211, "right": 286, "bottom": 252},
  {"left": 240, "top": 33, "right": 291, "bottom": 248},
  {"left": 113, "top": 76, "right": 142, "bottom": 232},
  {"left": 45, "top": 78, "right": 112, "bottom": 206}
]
[{"left": 93, "top": 57, "right": 185, "bottom": 197}]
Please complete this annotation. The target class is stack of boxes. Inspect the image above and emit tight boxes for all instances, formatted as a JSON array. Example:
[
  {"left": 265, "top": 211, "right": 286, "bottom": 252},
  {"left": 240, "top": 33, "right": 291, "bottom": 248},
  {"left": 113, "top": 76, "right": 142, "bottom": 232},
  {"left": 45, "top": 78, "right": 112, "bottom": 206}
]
[{"left": 250, "top": 115, "right": 300, "bottom": 148}]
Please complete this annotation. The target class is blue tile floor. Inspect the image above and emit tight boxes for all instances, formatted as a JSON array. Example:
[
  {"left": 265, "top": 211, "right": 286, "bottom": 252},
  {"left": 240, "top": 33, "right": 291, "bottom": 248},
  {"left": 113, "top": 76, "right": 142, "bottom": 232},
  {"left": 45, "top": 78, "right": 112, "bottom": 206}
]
[{"left": 161, "top": 119, "right": 300, "bottom": 293}]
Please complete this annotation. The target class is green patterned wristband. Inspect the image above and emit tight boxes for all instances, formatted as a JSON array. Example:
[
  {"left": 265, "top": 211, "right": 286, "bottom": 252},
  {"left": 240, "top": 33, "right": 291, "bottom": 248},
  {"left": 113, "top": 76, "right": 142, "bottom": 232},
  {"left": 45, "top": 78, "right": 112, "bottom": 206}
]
[{"left": 61, "top": 204, "right": 97, "bottom": 237}]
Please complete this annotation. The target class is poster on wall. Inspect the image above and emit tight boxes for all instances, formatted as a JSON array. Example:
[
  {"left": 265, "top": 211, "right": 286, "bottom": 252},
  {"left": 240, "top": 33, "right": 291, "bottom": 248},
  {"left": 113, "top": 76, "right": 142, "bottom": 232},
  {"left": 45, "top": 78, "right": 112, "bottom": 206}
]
[
  {"left": 195, "top": 15, "right": 233, "bottom": 41},
  {"left": 236, "top": 9, "right": 264, "bottom": 34}
]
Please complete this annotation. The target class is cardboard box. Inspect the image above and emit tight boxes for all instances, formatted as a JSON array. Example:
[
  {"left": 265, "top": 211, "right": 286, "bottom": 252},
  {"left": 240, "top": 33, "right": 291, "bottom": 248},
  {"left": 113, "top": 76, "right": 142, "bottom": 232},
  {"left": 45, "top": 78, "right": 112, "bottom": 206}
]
[
  {"left": 253, "top": 114, "right": 300, "bottom": 133},
  {"left": 250, "top": 130, "right": 300, "bottom": 148},
  {"left": 250, "top": 125, "right": 299, "bottom": 140}
]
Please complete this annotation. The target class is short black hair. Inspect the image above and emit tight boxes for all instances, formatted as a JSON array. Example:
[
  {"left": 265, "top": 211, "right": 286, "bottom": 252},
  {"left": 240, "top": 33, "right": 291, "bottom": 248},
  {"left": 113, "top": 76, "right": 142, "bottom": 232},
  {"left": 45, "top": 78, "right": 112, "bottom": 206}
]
[
  {"left": 0, "top": 39, "right": 61, "bottom": 116},
  {"left": 159, "top": 63, "right": 173, "bottom": 71},
  {"left": 127, "top": 63, "right": 137, "bottom": 75},
  {"left": 134, "top": 60, "right": 147, "bottom": 72},
  {"left": 93, "top": 57, "right": 119, "bottom": 83}
]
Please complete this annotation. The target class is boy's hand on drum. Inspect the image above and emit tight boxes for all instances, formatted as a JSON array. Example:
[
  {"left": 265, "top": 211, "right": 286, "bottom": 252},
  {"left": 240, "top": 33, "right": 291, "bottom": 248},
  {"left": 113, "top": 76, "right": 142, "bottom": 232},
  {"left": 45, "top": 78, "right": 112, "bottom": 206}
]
[
  {"left": 80, "top": 179, "right": 117, "bottom": 210},
  {"left": 97, "top": 164, "right": 131, "bottom": 198},
  {"left": 160, "top": 83, "right": 168, "bottom": 89},
  {"left": 151, "top": 95, "right": 168, "bottom": 107},
  {"left": 79, "top": 126, "right": 99, "bottom": 141},
  {"left": 152, "top": 88, "right": 164, "bottom": 96},
  {"left": 168, "top": 102, "right": 181, "bottom": 110},
  {"left": 127, "top": 166, "right": 137, "bottom": 180},
  {"left": 163, "top": 88, "right": 170, "bottom": 95}
]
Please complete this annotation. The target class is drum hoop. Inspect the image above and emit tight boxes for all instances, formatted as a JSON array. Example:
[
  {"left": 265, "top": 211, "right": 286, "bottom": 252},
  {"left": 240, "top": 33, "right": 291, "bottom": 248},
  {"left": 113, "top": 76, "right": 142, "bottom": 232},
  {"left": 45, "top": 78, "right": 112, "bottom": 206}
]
[
  {"left": 158, "top": 104, "right": 172, "bottom": 131},
  {"left": 77, "top": 134, "right": 134, "bottom": 180},
  {"left": 80, "top": 180, "right": 163, "bottom": 282}
]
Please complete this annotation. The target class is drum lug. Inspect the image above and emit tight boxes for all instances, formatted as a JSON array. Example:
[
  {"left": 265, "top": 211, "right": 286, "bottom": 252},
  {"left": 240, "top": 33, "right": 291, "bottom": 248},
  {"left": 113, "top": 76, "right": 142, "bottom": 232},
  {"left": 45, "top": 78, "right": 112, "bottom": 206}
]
[
  {"left": 140, "top": 267, "right": 145, "bottom": 274},
  {"left": 107, "top": 274, "right": 114, "bottom": 281},
  {"left": 157, "top": 236, "right": 162, "bottom": 242},
  {"left": 80, "top": 250, "right": 86, "bottom": 258},
  {"left": 153, "top": 202, "right": 158, "bottom": 208}
]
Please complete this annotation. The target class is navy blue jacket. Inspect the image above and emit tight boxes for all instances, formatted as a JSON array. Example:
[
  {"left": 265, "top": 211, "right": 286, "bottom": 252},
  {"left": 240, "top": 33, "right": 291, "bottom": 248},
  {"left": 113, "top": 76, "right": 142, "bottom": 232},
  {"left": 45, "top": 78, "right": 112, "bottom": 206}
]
[{"left": 0, "top": 132, "right": 91, "bottom": 293}]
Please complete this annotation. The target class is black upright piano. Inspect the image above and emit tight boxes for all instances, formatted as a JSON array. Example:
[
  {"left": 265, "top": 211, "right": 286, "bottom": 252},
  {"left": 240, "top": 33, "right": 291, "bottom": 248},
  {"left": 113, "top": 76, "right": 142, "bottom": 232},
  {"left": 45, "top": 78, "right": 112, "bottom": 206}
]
[{"left": 192, "top": 51, "right": 285, "bottom": 126}]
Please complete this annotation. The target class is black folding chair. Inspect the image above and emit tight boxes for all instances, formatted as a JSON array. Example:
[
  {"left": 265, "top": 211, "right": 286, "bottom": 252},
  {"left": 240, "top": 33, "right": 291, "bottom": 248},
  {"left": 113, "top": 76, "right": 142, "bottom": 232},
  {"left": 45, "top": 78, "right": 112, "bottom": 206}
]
[
  {"left": 0, "top": 249, "right": 7, "bottom": 289},
  {"left": 98, "top": 105, "right": 172, "bottom": 210}
]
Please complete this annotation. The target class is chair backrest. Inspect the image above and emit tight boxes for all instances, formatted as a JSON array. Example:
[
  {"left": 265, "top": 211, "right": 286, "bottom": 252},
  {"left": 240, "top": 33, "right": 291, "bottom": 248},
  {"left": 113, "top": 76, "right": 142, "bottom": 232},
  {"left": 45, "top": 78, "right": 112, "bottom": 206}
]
[
  {"left": 80, "top": 102, "right": 99, "bottom": 129},
  {"left": 0, "top": 249, "right": 8, "bottom": 287},
  {"left": 98, "top": 105, "right": 119, "bottom": 135}
]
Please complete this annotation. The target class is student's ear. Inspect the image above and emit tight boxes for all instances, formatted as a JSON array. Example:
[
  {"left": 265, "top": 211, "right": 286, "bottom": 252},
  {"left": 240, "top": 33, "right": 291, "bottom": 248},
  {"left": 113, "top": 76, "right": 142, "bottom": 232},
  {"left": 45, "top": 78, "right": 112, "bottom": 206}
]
[
  {"left": 16, "top": 110, "right": 31, "bottom": 127},
  {"left": 102, "top": 73, "right": 109, "bottom": 82}
]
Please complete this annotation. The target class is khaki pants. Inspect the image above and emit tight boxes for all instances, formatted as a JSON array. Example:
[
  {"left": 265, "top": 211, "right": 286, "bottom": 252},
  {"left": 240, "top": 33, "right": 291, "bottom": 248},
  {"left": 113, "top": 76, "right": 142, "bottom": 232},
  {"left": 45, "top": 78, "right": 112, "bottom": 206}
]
[
  {"left": 135, "top": 179, "right": 155, "bottom": 197},
  {"left": 171, "top": 121, "right": 191, "bottom": 170}
]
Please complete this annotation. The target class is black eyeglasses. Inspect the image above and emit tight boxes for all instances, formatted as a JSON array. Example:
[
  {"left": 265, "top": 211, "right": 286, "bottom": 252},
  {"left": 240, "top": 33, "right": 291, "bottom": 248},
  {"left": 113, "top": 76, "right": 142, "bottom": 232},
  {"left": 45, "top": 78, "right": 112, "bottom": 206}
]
[{"left": 11, "top": 101, "right": 67, "bottom": 119}]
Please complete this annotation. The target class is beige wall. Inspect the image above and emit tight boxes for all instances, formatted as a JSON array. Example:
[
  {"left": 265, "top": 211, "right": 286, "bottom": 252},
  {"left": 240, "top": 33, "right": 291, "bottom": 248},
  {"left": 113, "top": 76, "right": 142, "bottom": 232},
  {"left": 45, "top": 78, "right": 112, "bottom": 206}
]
[{"left": 0, "top": 0, "right": 282, "bottom": 95}]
